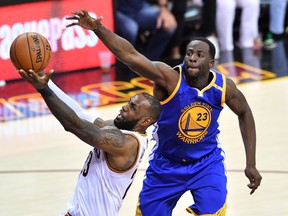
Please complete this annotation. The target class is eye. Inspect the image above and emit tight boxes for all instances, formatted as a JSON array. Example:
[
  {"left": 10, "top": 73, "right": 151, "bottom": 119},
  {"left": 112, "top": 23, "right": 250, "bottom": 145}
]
[
  {"left": 186, "top": 51, "right": 192, "bottom": 56},
  {"left": 129, "top": 103, "right": 136, "bottom": 110},
  {"left": 198, "top": 52, "right": 204, "bottom": 58}
]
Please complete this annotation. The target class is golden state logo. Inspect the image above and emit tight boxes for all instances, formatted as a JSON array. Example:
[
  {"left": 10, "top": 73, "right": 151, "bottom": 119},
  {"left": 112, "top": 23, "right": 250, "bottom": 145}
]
[{"left": 177, "top": 102, "right": 212, "bottom": 144}]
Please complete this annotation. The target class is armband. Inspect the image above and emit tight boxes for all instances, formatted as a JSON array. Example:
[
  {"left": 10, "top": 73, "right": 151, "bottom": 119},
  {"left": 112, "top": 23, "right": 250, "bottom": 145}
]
[
  {"left": 92, "top": 24, "right": 103, "bottom": 34},
  {"left": 38, "top": 86, "right": 53, "bottom": 98}
]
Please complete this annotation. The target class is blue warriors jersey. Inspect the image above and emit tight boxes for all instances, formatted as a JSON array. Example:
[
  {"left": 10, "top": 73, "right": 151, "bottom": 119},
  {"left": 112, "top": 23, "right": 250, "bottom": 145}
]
[{"left": 154, "top": 64, "right": 226, "bottom": 162}]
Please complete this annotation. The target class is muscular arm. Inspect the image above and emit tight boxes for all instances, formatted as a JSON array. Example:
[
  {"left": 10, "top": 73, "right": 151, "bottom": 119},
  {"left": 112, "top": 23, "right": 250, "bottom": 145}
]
[
  {"left": 48, "top": 80, "right": 96, "bottom": 122},
  {"left": 96, "top": 26, "right": 165, "bottom": 81},
  {"left": 226, "top": 79, "right": 256, "bottom": 167},
  {"left": 48, "top": 80, "right": 114, "bottom": 128},
  {"left": 66, "top": 9, "right": 179, "bottom": 95},
  {"left": 19, "top": 70, "right": 127, "bottom": 156},
  {"left": 93, "top": 117, "right": 114, "bottom": 128},
  {"left": 44, "top": 92, "right": 126, "bottom": 155},
  {"left": 225, "top": 78, "right": 262, "bottom": 194}
]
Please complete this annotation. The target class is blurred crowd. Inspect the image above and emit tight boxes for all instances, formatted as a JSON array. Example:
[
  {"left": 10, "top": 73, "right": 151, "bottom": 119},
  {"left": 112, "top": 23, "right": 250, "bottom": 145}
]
[{"left": 114, "top": 0, "right": 288, "bottom": 64}]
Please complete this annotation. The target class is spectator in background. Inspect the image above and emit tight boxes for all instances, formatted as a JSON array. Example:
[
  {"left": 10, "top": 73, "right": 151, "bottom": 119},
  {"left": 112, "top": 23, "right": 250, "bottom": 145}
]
[
  {"left": 166, "top": 0, "right": 219, "bottom": 60},
  {"left": 197, "top": 0, "right": 219, "bottom": 58},
  {"left": 166, "top": 0, "right": 187, "bottom": 60},
  {"left": 115, "top": 0, "right": 177, "bottom": 61},
  {"left": 263, "top": 0, "right": 288, "bottom": 49},
  {"left": 216, "top": 0, "right": 262, "bottom": 53}
]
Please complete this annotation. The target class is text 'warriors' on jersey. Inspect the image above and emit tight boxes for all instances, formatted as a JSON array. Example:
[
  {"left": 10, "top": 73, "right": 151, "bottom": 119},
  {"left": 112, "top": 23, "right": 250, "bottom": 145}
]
[{"left": 154, "top": 64, "right": 226, "bottom": 162}]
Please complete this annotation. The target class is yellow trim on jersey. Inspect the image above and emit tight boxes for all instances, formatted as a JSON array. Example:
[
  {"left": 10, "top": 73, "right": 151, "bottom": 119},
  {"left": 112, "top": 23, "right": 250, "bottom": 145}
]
[
  {"left": 160, "top": 68, "right": 226, "bottom": 107},
  {"left": 197, "top": 71, "right": 217, "bottom": 97},
  {"left": 210, "top": 72, "right": 226, "bottom": 107},
  {"left": 160, "top": 65, "right": 182, "bottom": 105},
  {"left": 221, "top": 74, "right": 226, "bottom": 107}
]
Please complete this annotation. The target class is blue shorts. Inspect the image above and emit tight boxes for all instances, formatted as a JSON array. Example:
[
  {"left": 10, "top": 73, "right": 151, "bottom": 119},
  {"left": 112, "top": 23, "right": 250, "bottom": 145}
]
[{"left": 136, "top": 148, "right": 227, "bottom": 216}]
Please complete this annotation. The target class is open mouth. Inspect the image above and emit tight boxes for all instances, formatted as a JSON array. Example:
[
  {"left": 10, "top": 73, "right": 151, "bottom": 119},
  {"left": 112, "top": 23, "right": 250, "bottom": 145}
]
[{"left": 117, "top": 110, "right": 124, "bottom": 120}]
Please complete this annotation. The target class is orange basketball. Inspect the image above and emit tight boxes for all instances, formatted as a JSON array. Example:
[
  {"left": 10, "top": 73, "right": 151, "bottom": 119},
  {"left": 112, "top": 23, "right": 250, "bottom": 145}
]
[{"left": 9, "top": 32, "right": 52, "bottom": 73}]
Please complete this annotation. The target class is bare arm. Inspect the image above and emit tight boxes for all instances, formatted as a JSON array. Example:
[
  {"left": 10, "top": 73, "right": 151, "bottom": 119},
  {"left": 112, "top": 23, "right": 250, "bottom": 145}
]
[
  {"left": 93, "top": 117, "right": 114, "bottom": 128},
  {"left": 66, "top": 8, "right": 178, "bottom": 94},
  {"left": 225, "top": 78, "right": 262, "bottom": 194},
  {"left": 18, "top": 69, "right": 128, "bottom": 156},
  {"left": 48, "top": 80, "right": 115, "bottom": 128},
  {"left": 48, "top": 80, "right": 96, "bottom": 122}
]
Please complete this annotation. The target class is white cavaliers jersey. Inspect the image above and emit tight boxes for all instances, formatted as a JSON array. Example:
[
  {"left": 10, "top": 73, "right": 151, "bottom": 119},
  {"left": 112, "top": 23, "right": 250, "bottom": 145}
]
[{"left": 65, "top": 130, "right": 148, "bottom": 216}]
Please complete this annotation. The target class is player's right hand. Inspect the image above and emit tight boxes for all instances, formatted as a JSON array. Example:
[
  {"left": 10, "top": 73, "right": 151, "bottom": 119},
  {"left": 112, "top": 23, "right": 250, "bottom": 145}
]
[{"left": 18, "top": 69, "right": 54, "bottom": 91}]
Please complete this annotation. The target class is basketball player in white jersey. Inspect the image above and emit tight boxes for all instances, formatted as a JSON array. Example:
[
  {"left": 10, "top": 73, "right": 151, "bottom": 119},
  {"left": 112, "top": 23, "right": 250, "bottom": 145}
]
[{"left": 18, "top": 68, "right": 162, "bottom": 216}]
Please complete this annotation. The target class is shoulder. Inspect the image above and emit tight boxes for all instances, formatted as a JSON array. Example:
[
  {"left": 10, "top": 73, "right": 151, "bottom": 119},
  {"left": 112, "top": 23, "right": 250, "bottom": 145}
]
[
  {"left": 224, "top": 77, "right": 247, "bottom": 108},
  {"left": 121, "top": 130, "right": 147, "bottom": 143},
  {"left": 153, "top": 62, "right": 181, "bottom": 98},
  {"left": 225, "top": 77, "right": 237, "bottom": 101},
  {"left": 93, "top": 118, "right": 114, "bottom": 128},
  {"left": 225, "top": 77, "right": 238, "bottom": 92}
]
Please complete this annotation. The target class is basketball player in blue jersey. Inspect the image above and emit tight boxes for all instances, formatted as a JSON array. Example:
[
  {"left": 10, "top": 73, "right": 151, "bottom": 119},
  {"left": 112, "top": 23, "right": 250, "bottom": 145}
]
[{"left": 66, "top": 8, "right": 262, "bottom": 216}]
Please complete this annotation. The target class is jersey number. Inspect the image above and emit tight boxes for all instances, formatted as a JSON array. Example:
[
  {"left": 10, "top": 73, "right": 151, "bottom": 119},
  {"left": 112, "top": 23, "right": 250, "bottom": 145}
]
[
  {"left": 197, "top": 112, "right": 208, "bottom": 121},
  {"left": 81, "top": 151, "right": 93, "bottom": 177}
]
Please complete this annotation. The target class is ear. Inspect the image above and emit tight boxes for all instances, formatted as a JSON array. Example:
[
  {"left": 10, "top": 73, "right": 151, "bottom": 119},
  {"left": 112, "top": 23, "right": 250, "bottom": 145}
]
[
  {"left": 209, "top": 59, "right": 215, "bottom": 68},
  {"left": 140, "top": 117, "right": 153, "bottom": 127}
]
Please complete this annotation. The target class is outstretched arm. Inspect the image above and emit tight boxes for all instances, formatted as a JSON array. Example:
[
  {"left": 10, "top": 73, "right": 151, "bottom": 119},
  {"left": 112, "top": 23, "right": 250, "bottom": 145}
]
[
  {"left": 65, "top": 8, "right": 177, "bottom": 90},
  {"left": 225, "top": 78, "right": 262, "bottom": 194},
  {"left": 18, "top": 69, "right": 126, "bottom": 155},
  {"left": 48, "top": 80, "right": 113, "bottom": 127},
  {"left": 48, "top": 80, "right": 95, "bottom": 122}
]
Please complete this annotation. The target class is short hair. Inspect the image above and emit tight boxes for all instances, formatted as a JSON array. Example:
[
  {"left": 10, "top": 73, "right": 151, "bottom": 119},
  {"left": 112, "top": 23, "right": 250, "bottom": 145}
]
[
  {"left": 189, "top": 37, "right": 216, "bottom": 59},
  {"left": 141, "top": 92, "right": 162, "bottom": 123}
]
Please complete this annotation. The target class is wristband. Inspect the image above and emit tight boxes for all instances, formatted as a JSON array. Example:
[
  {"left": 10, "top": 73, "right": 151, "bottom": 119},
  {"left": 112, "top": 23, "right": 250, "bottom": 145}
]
[
  {"left": 92, "top": 24, "right": 103, "bottom": 34},
  {"left": 38, "top": 86, "right": 53, "bottom": 97}
]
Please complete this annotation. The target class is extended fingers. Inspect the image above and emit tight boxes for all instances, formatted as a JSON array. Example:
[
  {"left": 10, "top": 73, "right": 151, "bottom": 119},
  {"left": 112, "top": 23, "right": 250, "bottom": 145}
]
[
  {"left": 71, "top": 10, "right": 84, "bottom": 17},
  {"left": 66, "top": 22, "right": 78, "bottom": 28},
  {"left": 81, "top": 8, "right": 89, "bottom": 16},
  {"left": 66, "top": 16, "right": 80, "bottom": 21},
  {"left": 17, "top": 69, "right": 26, "bottom": 78},
  {"left": 66, "top": 10, "right": 84, "bottom": 27},
  {"left": 66, "top": 15, "right": 80, "bottom": 28},
  {"left": 18, "top": 69, "right": 34, "bottom": 80}
]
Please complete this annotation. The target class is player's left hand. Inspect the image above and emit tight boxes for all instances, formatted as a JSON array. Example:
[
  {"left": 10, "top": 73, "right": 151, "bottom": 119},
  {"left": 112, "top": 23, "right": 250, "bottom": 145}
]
[
  {"left": 18, "top": 69, "right": 54, "bottom": 91},
  {"left": 66, "top": 8, "right": 103, "bottom": 31},
  {"left": 245, "top": 166, "right": 262, "bottom": 195}
]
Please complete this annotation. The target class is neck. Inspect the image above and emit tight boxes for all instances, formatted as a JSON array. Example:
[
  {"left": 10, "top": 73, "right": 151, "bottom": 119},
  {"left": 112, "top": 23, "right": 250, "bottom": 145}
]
[{"left": 186, "top": 72, "right": 211, "bottom": 90}]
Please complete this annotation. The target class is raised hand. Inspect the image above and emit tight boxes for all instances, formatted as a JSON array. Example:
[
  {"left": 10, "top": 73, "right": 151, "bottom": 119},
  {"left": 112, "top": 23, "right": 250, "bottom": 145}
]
[
  {"left": 66, "top": 8, "right": 103, "bottom": 30},
  {"left": 18, "top": 69, "right": 54, "bottom": 91}
]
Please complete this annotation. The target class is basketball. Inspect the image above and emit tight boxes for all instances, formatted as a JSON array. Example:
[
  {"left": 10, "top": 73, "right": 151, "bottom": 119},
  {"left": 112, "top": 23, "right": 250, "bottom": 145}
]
[{"left": 9, "top": 32, "right": 52, "bottom": 73}]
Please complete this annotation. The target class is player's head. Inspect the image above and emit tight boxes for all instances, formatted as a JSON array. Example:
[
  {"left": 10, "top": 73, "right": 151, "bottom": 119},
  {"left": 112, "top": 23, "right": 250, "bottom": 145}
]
[
  {"left": 183, "top": 37, "right": 215, "bottom": 79},
  {"left": 187, "top": 37, "right": 216, "bottom": 59},
  {"left": 114, "top": 92, "right": 161, "bottom": 132}
]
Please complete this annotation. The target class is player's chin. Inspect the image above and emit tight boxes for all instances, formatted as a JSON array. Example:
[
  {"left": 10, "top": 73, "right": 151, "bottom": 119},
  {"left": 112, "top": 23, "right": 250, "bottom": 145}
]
[
  {"left": 113, "top": 118, "right": 123, "bottom": 129},
  {"left": 186, "top": 68, "right": 200, "bottom": 77}
]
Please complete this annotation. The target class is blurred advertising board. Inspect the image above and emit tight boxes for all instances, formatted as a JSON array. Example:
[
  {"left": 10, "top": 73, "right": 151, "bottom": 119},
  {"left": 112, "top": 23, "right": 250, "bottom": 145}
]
[{"left": 0, "top": 0, "right": 115, "bottom": 81}]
